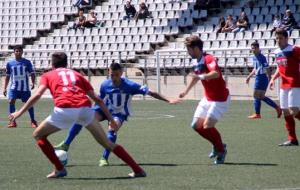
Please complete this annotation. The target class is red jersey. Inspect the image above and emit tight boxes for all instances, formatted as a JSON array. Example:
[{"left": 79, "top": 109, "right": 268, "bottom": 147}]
[
  {"left": 40, "top": 68, "right": 93, "bottom": 108},
  {"left": 274, "top": 45, "right": 300, "bottom": 89},
  {"left": 192, "top": 53, "right": 229, "bottom": 101}
]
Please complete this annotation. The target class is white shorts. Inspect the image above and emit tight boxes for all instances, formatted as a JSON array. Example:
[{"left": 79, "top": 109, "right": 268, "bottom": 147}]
[
  {"left": 280, "top": 88, "right": 300, "bottom": 109},
  {"left": 193, "top": 96, "right": 231, "bottom": 121},
  {"left": 46, "top": 107, "right": 95, "bottom": 129}
]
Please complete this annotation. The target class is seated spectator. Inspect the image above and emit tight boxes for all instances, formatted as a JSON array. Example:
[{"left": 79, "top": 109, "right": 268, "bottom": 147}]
[
  {"left": 281, "top": 10, "right": 298, "bottom": 32},
  {"left": 73, "top": 0, "right": 91, "bottom": 8},
  {"left": 232, "top": 11, "right": 249, "bottom": 33},
  {"left": 123, "top": 0, "right": 136, "bottom": 20},
  {"left": 68, "top": 9, "right": 86, "bottom": 31},
  {"left": 83, "top": 10, "right": 98, "bottom": 28},
  {"left": 271, "top": 15, "right": 281, "bottom": 33},
  {"left": 135, "top": 2, "right": 151, "bottom": 20},
  {"left": 216, "top": 16, "right": 226, "bottom": 34},
  {"left": 221, "top": 15, "right": 236, "bottom": 33}
]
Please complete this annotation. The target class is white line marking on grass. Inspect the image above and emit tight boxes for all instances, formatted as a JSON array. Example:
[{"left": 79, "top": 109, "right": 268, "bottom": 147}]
[
  {"left": 132, "top": 114, "right": 175, "bottom": 120},
  {"left": 263, "top": 188, "right": 300, "bottom": 190}
]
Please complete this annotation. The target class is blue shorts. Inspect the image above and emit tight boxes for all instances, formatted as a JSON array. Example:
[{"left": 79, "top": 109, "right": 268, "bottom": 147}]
[
  {"left": 8, "top": 90, "right": 31, "bottom": 102},
  {"left": 92, "top": 105, "right": 127, "bottom": 124},
  {"left": 254, "top": 74, "right": 269, "bottom": 91}
]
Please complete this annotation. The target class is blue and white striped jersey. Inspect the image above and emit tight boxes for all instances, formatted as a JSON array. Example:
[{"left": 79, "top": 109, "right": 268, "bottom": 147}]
[
  {"left": 253, "top": 53, "right": 269, "bottom": 75},
  {"left": 99, "top": 77, "right": 149, "bottom": 118},
  {"left": 6, "top": 58, "right": 34, "bottom": 91}
]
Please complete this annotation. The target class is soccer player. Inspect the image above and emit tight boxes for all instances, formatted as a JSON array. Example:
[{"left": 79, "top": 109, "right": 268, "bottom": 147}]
[
  {"left": 55, "top": 62, "right": 180, "bottom": 167},
  {"left": 9, "top": 52, "right": 146, "bottom": 178},
  {"left": 270, "top": 29, "right": 300, "bottom": 146},
  {"left": 179, "top": 36, "right": 230, "bottom": 164},
  {"left": 4, "top": 45, "right": 37, "bottom": 128},
  {"left": 246, "top": 41, "right": 281, "bottom": 119}
]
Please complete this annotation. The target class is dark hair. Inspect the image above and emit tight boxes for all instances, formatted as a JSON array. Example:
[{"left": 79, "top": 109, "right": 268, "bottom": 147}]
[
  {"left": 51, "top": 52, "right": 68, "bottom": 68},
  {"left": 275, "top": 28, "right": 288, "bottom": 38},
  {"left": 251, "top": 41, "right": 260, "bottom": 48},
  {"left": 110, "top": 62, "right": 123, "bottom": 71},
  {"left": 13, "top": 45, "right": 23, "bottom": 51},
  {"left": 185, "top": 35, "right": 203, "bottom": 50}
]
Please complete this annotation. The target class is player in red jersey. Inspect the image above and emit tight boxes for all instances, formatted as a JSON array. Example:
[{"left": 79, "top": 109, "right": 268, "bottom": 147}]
[
  {"left": 270, "top": 29, "right": 300, "bottom": 146},
  {"left": 9, "top": 52, "right": 146, "bottom": 178},
  {"left": 179, "top": 36, "right": 230, "bottom": 164}
]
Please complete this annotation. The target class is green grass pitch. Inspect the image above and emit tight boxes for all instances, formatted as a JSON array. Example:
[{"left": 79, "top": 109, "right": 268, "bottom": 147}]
[{"left": 0, "top": 99, "right": 299, "bottom": 190}]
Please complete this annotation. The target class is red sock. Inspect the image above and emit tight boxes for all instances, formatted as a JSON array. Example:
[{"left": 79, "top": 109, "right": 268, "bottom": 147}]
[
  {"left": 37, "top": 138, "right": 64, "bottom": 171},
  {"left": 113, "top": 145, "right": 143, "bottom": 173},
  {"left": 284, "top": 115, "right": 297, "bottom": 141},
  {"left": 195, "top": 127, "right": 225, "bottom": 153},
  {"left": 295, "top": 111, "right": 300, "bottom": 120}
]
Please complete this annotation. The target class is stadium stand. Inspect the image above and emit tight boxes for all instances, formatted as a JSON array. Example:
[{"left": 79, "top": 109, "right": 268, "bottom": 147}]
[{"left": 0, "top": 0, "right": 299, "bottom": 75}]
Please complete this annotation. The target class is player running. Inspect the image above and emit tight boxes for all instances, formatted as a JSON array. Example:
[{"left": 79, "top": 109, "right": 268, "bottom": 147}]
[
  {"left": 246, "top": 41, "right": 281, "bottom": 119},
  {"left": 9, "top": 52, "right": 146, "bottom": 178},
  {"left": 55, "top": 62, "right": 180, "bottom": 167},
  {"left": 4, "top": 45, "right": 37, "bottom": 128},
  {"left": 270, "top": 29, "right": 300, "bottom": 146},
  {"left": 179, "top": 36, "right": 230, "bottom": 164}
]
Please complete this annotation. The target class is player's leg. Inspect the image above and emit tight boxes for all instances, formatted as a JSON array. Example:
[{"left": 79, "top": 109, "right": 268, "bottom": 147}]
[
  {"left": 100, "top": 116, "right": 123, "bottom": 166},
  {"left": 55, "top": 111, "right": 104, "bottom": 151},
  {"left": 32, "top": 119, "right": 66, "bottom": 178},
  {"left": 290, "top": 88, "right": 300, "bottom": 121},
  {"left": 279, "top": 89, "right": 298, "bottom": 146},
  {"left": 249, "top": 77, "right": 263, "bottom": 119},
  {"left": 7, "top": 90, "right": 17, "bottom": 127},
  {"left": 84, "top": 118, "right": 145, "bottom": 177},
  {"left": 22, "top": 91, "right": 38, "bottom": 128}
]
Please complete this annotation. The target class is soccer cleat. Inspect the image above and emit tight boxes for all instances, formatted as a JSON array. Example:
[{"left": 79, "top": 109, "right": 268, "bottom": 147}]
[
  {"left": 214, "top": 146, "right": 227, "bottom": 165},
  {"left": 99, "top": 158, "right": 109, "bottom": 167},
  {"left": 8, "top": 121, "right": 17, "bottom": 128},
  {"left": 209, "top": 144, "right": 227, "bottom": 159},
  {"left": 248, "top": 113, "right": 261, "bottom": 119},
  {"left": 31, "top": 120, "right": 38, "bottom": 128},
  {"left": 278, "top": 140, "right": 299, "bottom": 146},
  {"left": 46, "top": 169, "right": 67, "bottom": 178},
  {"left": 276, "top": 107, "right": 282, "bottom": 118},
  {"left": 54, "top": 141, "right": 69, "bottom": 152},
  {"left": 128, "top": 171, "right": 147, "bottom": 178}
]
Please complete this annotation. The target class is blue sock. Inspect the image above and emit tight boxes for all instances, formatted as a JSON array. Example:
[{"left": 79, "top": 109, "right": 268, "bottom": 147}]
[
  {"left": 102, "top": 130, "right": 117, "bottom": 160},
  {"left": 64, "top": 124, "right": 83, "bottom": 145},
  {"left": 28, "top": 107, "right": 35, "bottom": 121},
  {"left": 254, "top": 98, "right": 261, "bottom": 114},
  {"left": 262, "top": 97, "right": 278, "bottom": 109},
  {"left": 9, "top": 104, "right": 15, "bottom": 114}
]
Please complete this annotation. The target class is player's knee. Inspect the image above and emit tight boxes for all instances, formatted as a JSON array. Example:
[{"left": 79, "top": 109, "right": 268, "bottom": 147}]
[
  {"left": 32, "top": 130, "right": 41, "bottom": 140},
  {"left": 282, "top": 109, "right": 291, "bottom": 116},
  {"left": 190, "top": 118, "right": 198, "bottom": 130},
  {"left": 9, "top": 99, "right": 16, "bottom": 104}
]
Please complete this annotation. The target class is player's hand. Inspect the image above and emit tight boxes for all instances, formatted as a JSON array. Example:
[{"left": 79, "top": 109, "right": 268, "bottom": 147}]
[
  {"left": 246, "top": 77, "right": 250, "bottom": 84},
  {"left": 179, "top": 91, "right": 187, "bottom": 98},
  {"left": 3, "top": 90, "right": 7, "bottom": 97},
  {"left": 269, "top": 79, "right": 275, "bottom": 90},
  {"left": 168, "top": 98, "right": 183, "bottom": 104},
  {"left": 109, "top": 120, "right": 118, "bottom": 130},
  {"left": 9, "top": 111, "right": 20, "bottom": 122}
]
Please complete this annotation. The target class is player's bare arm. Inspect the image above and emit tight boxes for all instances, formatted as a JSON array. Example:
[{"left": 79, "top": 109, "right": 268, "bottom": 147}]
[
  {"left": 87, "top": 90, "right": 118, "bottom": 128},
  {"left": 179, "top": 75, "right": 199, "bottom": 98},
  {"left": 3, "top": 75, "right": 10, "bottom": 96},
  {"left": 148, "top": 91, "right": 181, "bottom": 104},
  {"left": 9, "top": 85, "right": 47, "bottom": 121},
  {"left": 246, "top": 68, "right": 255, "bottom": 84},
  {"left": 269, "top": 67, "right": 280, "bottom": 90}
]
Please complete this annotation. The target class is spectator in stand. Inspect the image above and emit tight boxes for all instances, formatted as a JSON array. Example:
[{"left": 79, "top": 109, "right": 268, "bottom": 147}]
[
  {"left": 68, "top": 9, "right": 86, "bottom": 31},
  {"left": 73, "top": 0, "right": 91, "bottom": 8},
  {"left": 135, "top": 2, "right": 151, "bottom": 21},
  {"left": 83, "top": 10, "right": 98, "bottom": 28},
  {"left": 123, "top": 0, "right": 136, "bottom": 20},
  {"left": 232, "top": 11, "right": 249, "bottom": 33},
  {"left": 216, "top": 16, "right": 226, "bottom": 34},
  {"left": 281, "top": 9, "right": 298, "bottom": 32},
  {"left": 221, "top": 15, "right": 236, "bottom": 33},
  {"left": 271, "top": 15, "right": 281, "bottom": 33}
]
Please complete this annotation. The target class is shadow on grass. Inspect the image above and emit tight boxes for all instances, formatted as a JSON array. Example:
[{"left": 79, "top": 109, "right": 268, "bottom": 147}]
[
  {"left": 224, "top": 162, "right": 278, "bottom": 166},
  {"left": 62, "top": 176, "right": 133, "bottom": 181},
  {"left": 67, "top": 163, "right": 178, "bottom": 168}
]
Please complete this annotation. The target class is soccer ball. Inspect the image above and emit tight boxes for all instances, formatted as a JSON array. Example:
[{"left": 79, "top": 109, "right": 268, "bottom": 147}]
[{"left": 55, "top": 150, "right": 68, "bottom": 166}]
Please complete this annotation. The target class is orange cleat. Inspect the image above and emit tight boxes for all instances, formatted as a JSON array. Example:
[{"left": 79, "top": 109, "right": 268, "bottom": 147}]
[
  {"left": 31, "top": 120, "right": 38, "bottom": 128},
  {"left": 248, "top": 114, "right": 261, "bottom": 119},
  {"left": 8, "top": 121, "right": 17, "bottom": 128},
  {"left": 276, "top": 107, "right": 282, "bottom": 118}
]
